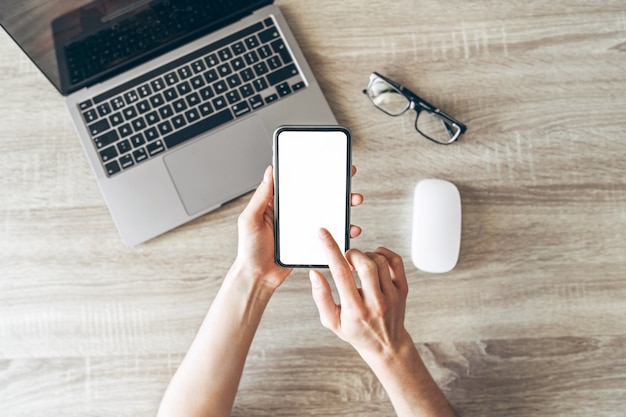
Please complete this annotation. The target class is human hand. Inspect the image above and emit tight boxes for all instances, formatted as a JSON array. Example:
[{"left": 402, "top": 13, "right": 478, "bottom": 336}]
[
  {"left": 309, "top": 229, "right": 412, "bottom": 361},
  {"left": 234, "top": 166, "right": 363, "bottom": 291}
]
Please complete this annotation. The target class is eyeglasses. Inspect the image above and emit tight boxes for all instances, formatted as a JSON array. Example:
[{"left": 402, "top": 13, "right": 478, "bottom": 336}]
[{"left": 363, "top": 72, "right": 467, "bottom": 145}]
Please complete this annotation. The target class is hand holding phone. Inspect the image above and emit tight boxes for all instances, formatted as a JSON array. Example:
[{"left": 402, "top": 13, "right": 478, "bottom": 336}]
[{"left": 273, "top": 126, "right": 352, "bottom": 268}]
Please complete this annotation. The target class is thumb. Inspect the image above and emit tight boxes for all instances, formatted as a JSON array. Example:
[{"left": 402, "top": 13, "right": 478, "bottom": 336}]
[
  {"left": 239, "top": 165, "right": 273, "bottom": 223},
  {"left": 309, "top": 270, "right": 339, "bottom": 331}
]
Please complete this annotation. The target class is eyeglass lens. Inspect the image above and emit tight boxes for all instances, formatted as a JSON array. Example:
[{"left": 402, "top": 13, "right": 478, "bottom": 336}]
[
  {"left": 366, "top": 78, "right": 409, "bottom": 116},
  {"left": 416, "top": 111, "right": 461, "bottom": 144}
]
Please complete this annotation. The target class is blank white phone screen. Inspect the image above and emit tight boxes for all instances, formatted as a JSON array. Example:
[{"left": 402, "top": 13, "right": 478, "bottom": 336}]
[{"left": 276, "top": 129, "right": 350, "bottom": 266}]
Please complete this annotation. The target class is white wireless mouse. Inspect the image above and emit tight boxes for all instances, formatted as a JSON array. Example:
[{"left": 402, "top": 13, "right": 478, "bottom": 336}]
[{"left": 411, "top": 179, "right": 461, "bottom": 273}]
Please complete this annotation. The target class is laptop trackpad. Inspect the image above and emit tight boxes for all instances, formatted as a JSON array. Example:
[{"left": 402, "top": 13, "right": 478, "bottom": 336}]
[{"left": 164, "top": 116, "right": 271, "bottom": 216}]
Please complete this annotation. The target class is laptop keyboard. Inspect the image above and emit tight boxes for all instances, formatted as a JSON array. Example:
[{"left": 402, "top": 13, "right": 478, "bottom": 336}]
[{"left": 77, "top": 17, "right": 305, "bottom": 177}]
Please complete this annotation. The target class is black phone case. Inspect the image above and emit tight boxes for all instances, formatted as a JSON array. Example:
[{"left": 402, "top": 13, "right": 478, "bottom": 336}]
[{"left": 273, "top": 125, "right": 352, "bottom": 268}]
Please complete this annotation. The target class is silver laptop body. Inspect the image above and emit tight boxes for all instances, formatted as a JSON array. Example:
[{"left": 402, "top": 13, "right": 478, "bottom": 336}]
[{"left": 2, "top": 2, "right": 335, "bottom": 246}]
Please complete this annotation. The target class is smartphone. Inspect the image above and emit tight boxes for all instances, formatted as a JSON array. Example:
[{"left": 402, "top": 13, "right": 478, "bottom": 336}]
[{"left": 273, "top": 125, "right": 352, "bottom": 268}]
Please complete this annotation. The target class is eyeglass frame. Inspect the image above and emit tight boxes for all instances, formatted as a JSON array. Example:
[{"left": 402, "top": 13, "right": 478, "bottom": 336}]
[{"left": 363, "top": 71, "right": 467, "bottom": 145}]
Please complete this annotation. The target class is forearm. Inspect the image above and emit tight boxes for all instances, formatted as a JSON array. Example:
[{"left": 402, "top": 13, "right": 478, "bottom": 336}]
[
  {"left": 157, "top": 263, "right": 275, "bottom": 417},
  {"left": 362, "top": 336, "right": 457, "bottom": 417}
]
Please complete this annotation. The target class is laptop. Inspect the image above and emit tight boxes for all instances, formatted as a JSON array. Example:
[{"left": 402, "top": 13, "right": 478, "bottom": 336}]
[{"left": 0, "top": 0, "right": 336, "bottom": 246}]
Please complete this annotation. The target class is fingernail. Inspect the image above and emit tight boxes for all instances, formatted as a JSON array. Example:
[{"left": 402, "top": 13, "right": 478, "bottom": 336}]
[
  {"left": 318, "top": 228, "right": 330, "bottom": 240},
  {"left": 309, "top": 270, "right": 321, "bottom": 288}
]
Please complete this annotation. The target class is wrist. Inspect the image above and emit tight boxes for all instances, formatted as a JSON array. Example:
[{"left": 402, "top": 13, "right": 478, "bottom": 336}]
[
  {"left": 226, "top": 259, "right": 278, "bottom": 303},
  {"left": 358, "top": 333, "right": 457, "bottom": 417},
  {"left": 358, "top": 330, "right": 418, "bottom": 370}
]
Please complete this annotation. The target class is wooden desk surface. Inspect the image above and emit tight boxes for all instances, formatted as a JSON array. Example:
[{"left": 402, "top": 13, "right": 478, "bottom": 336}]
[{"left": 1, "top": 1, "right": 625, "bottom": 416}]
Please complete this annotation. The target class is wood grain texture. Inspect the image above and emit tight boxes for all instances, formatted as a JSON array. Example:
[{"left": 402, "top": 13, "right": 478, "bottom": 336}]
[{"left": 1, "top": 0, "right": 626, "bottom": 416}]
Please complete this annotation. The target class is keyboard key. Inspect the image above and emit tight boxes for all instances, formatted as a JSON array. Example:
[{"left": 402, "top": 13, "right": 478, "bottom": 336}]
[
  {"left": 186, "top": 93, "right": 200, "bottom": 107},
  {"left": 111, "top": 97, "right": 125, "bottom": 110},
  {"left": 99, "top": 145, "right": 118, "bottom": 162},
  {"left": 163, "top": 109, "right": 234, "bottom": 149},
  {"left": 226, "top": 90, "right": 241, "bottom": 104},
  {"left": 137, "top": 100, "right": 151, "bottom": 113},
  {"left": 227, "top": 74, "right": 242, "bottom": 89},
  {"left": 131, "top": 117, "right": 147, "bottom": 131},
  {"left": 249, "top": 95, "right": 264, "bottom": 109},
  {"left": 244, "top": 51, "right": 259, "bottom": 65},
  {"left": 97, "top": 103, "right": 112, "bottom": 117},
  {"left": 145, "top": 127, "right": 159, "bottom": 141},
  {"left": 212, "top": 96, "right": 227, "bottom": 110},
  {"left": 214, "top": 80, "right": 227, "bottom": 94},
  {"left": 159, "top": 104, "right": 174, "bottom": 119},
  {"left": 231, "top": 41, "right": 246, "bottom": 55},
  {"left": 177, "top": 65, "right": 192, "bottom": 80},
  {"left": 265, "top": 93, "right": 278, "bottom": 104},
  {"left": 292, "top": 81, "right": 306, "bottom": 91},
  {"left": 267, "top": 64, "right": 298, "bottom": 86},
  {"left": 231, "top": 57, "right": 245, "bottom": 71},
  {"left": 147, "top": 140, "right": 165, "bottom": 156},
  {"left": 124, "top": 90, "right": 139, "bottom": 104},
  {"left": 258, "top": 27, "right": 279, "bottom": 44},
  {"left": 163, "top": 88, "right": 178, "bottom": 101},
  {"left": 232, "top": 101, "right": 251, "bottom": 117},
  {"left": 271, "top": 39, "right": 293, "bottom": 64},
  {"left": 185, "top": 108, "right": 200, "bottom": 123},
  {"left": 117, "top": 139, "right": 132, "bottom": 154},
  {"left": 150, "top": 93, "right": 165, "bottom": 108},
  {"left": 199, "top": 103, "right": 214, "bottom": 116},
  {"left": 190, "top": 75, "right": 205, "bottom": 89},
  {"left": 94, "top": 130, "right": 119, "bottom": 149},
  {"left": 118, "top": 124, "right": 133, "bottom": 137},
  {"left": 217, "top": 63, "right": 232, "bottom": 77},
  {"left": 88, "top": 119, "right": 110, "bottom": 136},
  {"left": 241, "top": 68, "right": 255, "bottom": 82},
  {"left": 105, "top": 160, "right": 121, "bottom": 176},
  {"left": 199, "top": 86, "right": 214, "bottom": 101},
  {"left": 240, "top": 84, "right": 255, "bottom": 98},
  {"left": 205, "top": 53, "right": 218, "bottom": 67},
  {"left": 253, "top": 62, "right": 269, "bottom": 77},
  {"left": 119, "top": 154, "right": 134, "bottom": 169},
  {"left": 173, "top": 99, "right": 187, "bottom": 113},
  {"left": 191, "top": 59, "right": 206, "bottom": 73},
  {"left": 130, "top": 133, "right": 145, "bottom": 148},
  {"left": 276, "top": 82, "right": 292, "bottom": 97},
  {"left": 158, "top": 120, "right": 173, "bottom": 135},
  {"left": 79, "top": 99, "right": 93, "bottom": 110},
  {"left": 177, "top": 81, "right": 191, "bottom": 96},
  {"left": 245, "top": 35, "right": 259, "bottom": 49},
  {"left": 138, "top": 84, "right": 152, "bottom": 97},
  {"left": 172, "top": 115, "right": 186, "bottom": 129},
  {"left": 257, "top": 45, "right": 272, "bottom": 59},
  {"left": 263, "top": 17, "right": 274, "bottom": 27},
  {"left": 253, "top": 78, "right": 268, "bottom": 92},
  {"left": 110, "top": 112, "right": 124, "bottom": 126},
  {"left": 133, "top": 148, "right": 148, "bottom": 163},
  {"left": 146, "top": 111, "right": 160, "bottom": 125},
  {"left": 165, "top": 72, "right": 179, "bottom": 86},
  {"left": 267, "top": 56, "right": 282, "bottom": 70},
  {"left": 218, "top": 47, "right": 232, "bottom": 62},
  {"left": 204, "top": 68, "right": 219, "bottom": 83},
  {"left": 123, "top": 106, "right": 137, "bottom": 120},
  {"left": 83, "top": 109, "right": 98, "bottom": 123},
  {"left": 151, "top": 78, "right": 165, "bottom": 92}
]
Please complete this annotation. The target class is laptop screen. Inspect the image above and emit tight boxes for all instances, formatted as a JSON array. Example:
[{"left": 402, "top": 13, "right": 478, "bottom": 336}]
[{"left": 0, "top": 0, "right": 270, "bottom": 95}]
